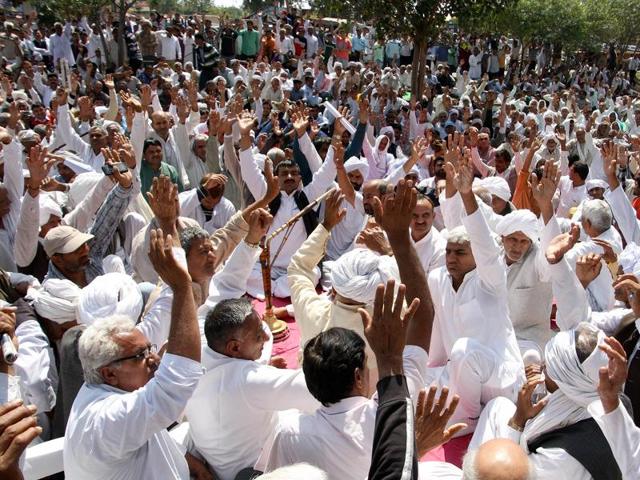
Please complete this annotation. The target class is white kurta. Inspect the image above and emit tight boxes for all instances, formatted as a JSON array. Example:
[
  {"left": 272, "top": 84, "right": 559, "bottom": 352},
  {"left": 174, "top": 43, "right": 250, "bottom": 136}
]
[
  {"left": 258, "top": 346, "right": 428, "bottom": 479},
  {"left": 184, "top": 347, "right": 319, "bottom": 480},
  {"left": 63, "top": 354, "right": 203, "bottom": 480},
  {"left": 588, "top": 401, "right": 640, "bottom": 479},
  {"left": 427, "top": 209, "right": 524, "bottom": 423},
  {"left": 470, "top": 396, "right": 592, "bottom": 480},
  {"left": 178, "top": 189, "right": 236, "bottom": 234},
  {"left": 412, "top": 228, "right": 446, "bottom": 277},
  {"left": 555, "top": 176, "right": 587, "bottom": 218}
]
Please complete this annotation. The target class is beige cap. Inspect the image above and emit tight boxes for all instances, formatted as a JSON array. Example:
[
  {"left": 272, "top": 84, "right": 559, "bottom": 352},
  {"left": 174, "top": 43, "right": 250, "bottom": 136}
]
[{"left": 43, "top": 226, "right": 94, "bottom": 257}]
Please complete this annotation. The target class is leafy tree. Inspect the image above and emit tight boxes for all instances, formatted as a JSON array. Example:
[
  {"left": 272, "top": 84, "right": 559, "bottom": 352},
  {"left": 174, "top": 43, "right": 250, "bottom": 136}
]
[{"left": 314, "top": 0, "right": 516, "bottom": 95}]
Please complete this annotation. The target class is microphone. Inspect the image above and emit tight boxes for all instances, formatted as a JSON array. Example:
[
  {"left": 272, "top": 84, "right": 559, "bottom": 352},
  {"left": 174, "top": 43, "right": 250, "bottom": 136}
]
[
  {"left": 1, "top": 333, "right": 18, "bottom": 365},
  {"left": 522, "top": 349, "right": 547, "bottom": 403}
]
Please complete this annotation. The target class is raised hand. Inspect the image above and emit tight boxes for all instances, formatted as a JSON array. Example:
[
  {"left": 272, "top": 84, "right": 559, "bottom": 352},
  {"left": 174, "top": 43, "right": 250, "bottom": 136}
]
[
  {"left": 77, "top": 96, "right": 95, "bottom": 122},
  {"left": 612, "top": 274, "right": 640, "bottom": 317},
  {"left": 102, "top": 148, "right": 132, "bottom": 189},
  {"left": 140, "top": 84, "right": 153, "bottom": 112},
  {"left": 146, "top": 176, "right": 178, "bottom": 231},
  {"left": 208, "top": 110, "right": 221, "bottom": 136},
  {"left": 245, "top": 208, "right": 273, "bottom": 244},
  {"left": 415, "top": 386, "right": 467, "bottom": 457},
  {"left": 373, "top": 179, "right": 417, "bottom": 242},
  {"left": 358, "top": 97, "right": 370, "bottom": 124},
  {"left": 0, "top": 400, "right": 41, "bottom": 478},
  {"left": 446, "top": 147, "right": 474, "bottom": 195},
  {"left": 27, "top": 145, "right": 57, "bottom": 191},
  {"left": 510, "top": 376, "right": 548, "bottom": 430},
  {"left": 358, "top": 279, "right": 420, "bottom": 376},
  {"left": 530, "top": 159, "right": 560, "bottom": 210},
  {"left": 104, "top": 73, "right": 115, "bottom": 90},
  {"left": 545, "top": 225, "right": 580, "bottom": 264},
  {"left": 175, "top": 95, "right": 189, "bottom": 124},
  {"left": 597, "top": 337, "right": 629, "bottom": 413},
  {"left": 149, "top": 228, "right": 191, "bottom": 289},
  {"left": 292, "top": 110, "right": 309, "bottom": 138},
  {"left": 120, "top": 91, "right": 143, "bottom": 113},
  {"left": 575, "top": 253, "right": 603, "bottom": 288},
  {"left": 321, "top": 188, "right": 345, "bottom": 231},
  {"left": 600, "top": 141, "right": 618, "bottom": 188},
  {"left": 356, "top": 226, "right": 392, "bottom": 256},
  {"left": 238, "top": 111, "right": 257, "bottom": 137}
]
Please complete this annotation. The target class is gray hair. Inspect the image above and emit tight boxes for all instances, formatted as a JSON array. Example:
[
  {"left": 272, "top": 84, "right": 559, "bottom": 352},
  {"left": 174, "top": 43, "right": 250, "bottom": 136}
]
[
  {"left": 255, "top": 463, "right": 328, "bottom": 480},
  {"left": 446, "top": 225, "right": 471, "bottom": 244},
  {"left": 78, "top": 315, "right": 136, "bottom": 384},
  {"left": 581, "top": 199, "right": 612, "bottom": 235},
  {"left": 179, "top": 226, "right": 209, "bottom": 255},
  {"left": 462, "top": 448, "right": 536, "bottom": 480},
  {"left": 204, "top": 298, "right": 254, "bottom": 351}
]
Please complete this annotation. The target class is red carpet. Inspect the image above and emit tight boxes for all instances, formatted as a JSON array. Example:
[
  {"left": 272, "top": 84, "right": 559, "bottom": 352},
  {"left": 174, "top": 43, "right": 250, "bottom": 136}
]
[
  {"left": 252, "top": 296, "right": 301, "bottom": 369},
  {"left": 252, "top": 296, "right": 470, "bottom": 466}
]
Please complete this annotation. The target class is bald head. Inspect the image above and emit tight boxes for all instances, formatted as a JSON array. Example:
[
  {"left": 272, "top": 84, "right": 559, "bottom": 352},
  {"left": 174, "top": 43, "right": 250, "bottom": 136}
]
[{"left": 463, "top": 439, "right": 532, "bottom": 480}]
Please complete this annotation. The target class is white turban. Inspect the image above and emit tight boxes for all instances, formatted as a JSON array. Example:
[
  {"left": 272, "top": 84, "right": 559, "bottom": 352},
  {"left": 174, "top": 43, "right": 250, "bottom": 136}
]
[
  {"left": 67, "top": 172, "right": 103, "bottom": 210},
  {"left": 495, "top": 209, "right": 540, "bottom": 242},
  {"left": 77, "top": 273, "right": 143, "bottom": 326},
  {"left": 330, "top": 248, "right": 397, "bottom": 304},
  {"left": 474, "top": 176, "right": 511, "bottom": 201},
  {"left": 585, "top": 179, "right": 607, "bottom": 192},
  {"left": 522, "top": 324, "right": 608, "bottom": 445},
  {"left": 38, "top": 195, "right": 63, "bottom": 227},
  {"left": 619, "top": 243, "right": 640, "bottom": 275},
  {"left": 59, "top": 152, "right": 95, "bottom": 175},
  {"left": 30, "top": 279, "right": 82, "bottom": 324},
  {"left": 343, "top": 156, "right": 369, "bottom": 178}
]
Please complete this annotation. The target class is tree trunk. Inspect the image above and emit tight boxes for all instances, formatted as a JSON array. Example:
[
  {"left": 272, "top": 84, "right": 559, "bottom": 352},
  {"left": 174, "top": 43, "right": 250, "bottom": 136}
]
[
  {"left": 118, "top": 1, "right": 128, "bottom": 67},
  {"left": 411, "top": 37, "right": 428, "bottom": 99}
]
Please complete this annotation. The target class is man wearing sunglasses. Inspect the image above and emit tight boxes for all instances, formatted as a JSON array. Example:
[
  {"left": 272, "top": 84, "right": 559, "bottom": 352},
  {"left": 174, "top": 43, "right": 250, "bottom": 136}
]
[{"left": 63, "top": 229, "right": 207, "bottom": 480}]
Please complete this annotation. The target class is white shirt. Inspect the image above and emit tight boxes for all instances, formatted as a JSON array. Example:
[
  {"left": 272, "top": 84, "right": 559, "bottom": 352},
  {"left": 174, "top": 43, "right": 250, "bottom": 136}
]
[
  {"left": 427, "top": 209, "right": 524, "bottom": 388},
  {"left": 185, "top": 347, "right": 319, "bottom": 480},
  {"left": 259, "top": 346, "right": 428, "bottom": 479},
  {"left": 158, "top": 33, "right": 181, "bottom": 61},
  {"left": 412, "top": 228, "right": 446, "bottom": 277},
  {"left": 588, "top": 401, "right": 640, "bottom": 479},
  {"left": 556, "top": 176, "right": 587, "bottom": 218},
  {"left": 55, "top": 104, "right": 105, "bottom": 172},
  {"left": 64, "top": 354, "right": 203, "bottom": 480},
  {"left": 239, "top": 146, "right": 337, "bottom": 271},
  {"left": 325, "top": 193, "right": 367, "bottom": 261},
  {"left": 178, "top": 189, "right": 236, "bottom": 235}
]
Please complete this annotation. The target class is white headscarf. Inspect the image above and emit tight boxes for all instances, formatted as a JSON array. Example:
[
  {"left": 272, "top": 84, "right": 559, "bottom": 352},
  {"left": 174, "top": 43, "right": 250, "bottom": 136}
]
[
  {"left": 344, "top": 156, "right": 370, "bottom": 178},
  {"left": 474, "top": 176, "right": 511, "bottom": 201},
  {"left": 522, "top": 324, "right": 608, "bottom": 448},
  {"left": 29, "top": 279, "right": 82, "bottom": 324},
  {"left": 495, "top": 210, "right": 540, "bottom": 242},
  {"left": 38, "top": 195, "right": 63, "bottom": 227},
  {"left": 77, "top": 273, "right": 143, "bottom": 326},
  {"left": 330, "top": 248, "right": 397, "bottom": 304}
]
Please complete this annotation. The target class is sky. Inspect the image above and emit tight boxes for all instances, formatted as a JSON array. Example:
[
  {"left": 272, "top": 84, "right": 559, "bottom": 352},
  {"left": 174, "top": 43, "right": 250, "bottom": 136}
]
[{"left": 212, "top": 0, "right": 245, "bottom": 7}]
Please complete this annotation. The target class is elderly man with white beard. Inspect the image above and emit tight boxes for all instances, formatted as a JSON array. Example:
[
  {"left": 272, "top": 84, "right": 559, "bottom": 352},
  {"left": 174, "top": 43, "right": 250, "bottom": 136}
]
[{"left": 425, "top": 151, "right": 525, "bottom": 433}]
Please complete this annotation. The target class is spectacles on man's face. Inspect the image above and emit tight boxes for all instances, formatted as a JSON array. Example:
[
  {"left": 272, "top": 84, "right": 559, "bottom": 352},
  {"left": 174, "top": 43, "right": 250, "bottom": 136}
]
[{"left": 107, "top": 344, "right": 157, "bottom": 367}]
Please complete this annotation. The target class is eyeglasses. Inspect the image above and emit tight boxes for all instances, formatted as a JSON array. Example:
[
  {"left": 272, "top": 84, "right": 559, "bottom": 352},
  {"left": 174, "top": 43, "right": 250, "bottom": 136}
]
[{"left": 107, "top": 344, "right": 157, "bottom": 367}]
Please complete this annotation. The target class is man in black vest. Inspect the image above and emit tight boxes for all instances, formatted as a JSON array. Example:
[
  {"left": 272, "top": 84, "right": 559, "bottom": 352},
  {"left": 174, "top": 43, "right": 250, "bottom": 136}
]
[
  {"left": 237, "top": 113, "right": 338, "bottom": 298},
  {"left": 469, "top": 323, "right": 622, "bottom": 480}
]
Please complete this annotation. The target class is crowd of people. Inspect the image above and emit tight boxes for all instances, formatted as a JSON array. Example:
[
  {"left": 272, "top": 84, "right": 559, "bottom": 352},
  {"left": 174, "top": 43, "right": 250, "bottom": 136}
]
[{"left": 0, "top": 4, "right": 639, "bottom": 480}]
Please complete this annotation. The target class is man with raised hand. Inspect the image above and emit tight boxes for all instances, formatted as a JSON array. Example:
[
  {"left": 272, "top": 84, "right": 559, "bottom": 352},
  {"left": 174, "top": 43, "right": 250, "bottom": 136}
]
[{"left": 64, "top": 228, "right": 204, "bottom": 479}]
